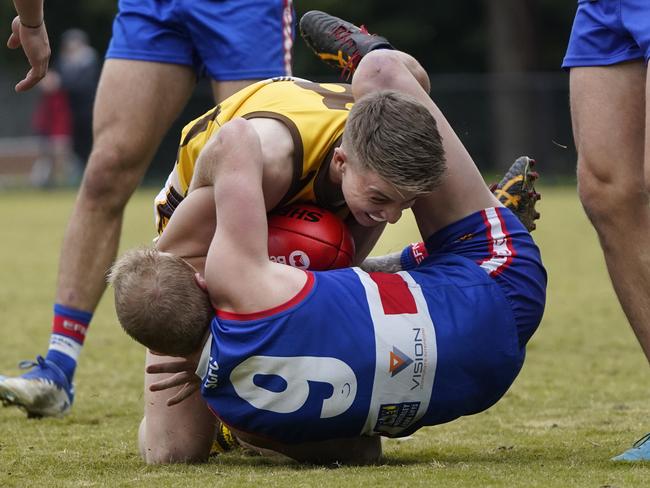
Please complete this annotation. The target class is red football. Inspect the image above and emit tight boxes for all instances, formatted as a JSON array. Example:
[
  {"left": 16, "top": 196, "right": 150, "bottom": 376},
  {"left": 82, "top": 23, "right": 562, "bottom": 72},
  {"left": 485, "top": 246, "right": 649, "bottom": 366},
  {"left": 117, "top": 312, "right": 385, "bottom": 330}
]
[{"left": 267, "top": 204, "right": 356, "bottom": 270}]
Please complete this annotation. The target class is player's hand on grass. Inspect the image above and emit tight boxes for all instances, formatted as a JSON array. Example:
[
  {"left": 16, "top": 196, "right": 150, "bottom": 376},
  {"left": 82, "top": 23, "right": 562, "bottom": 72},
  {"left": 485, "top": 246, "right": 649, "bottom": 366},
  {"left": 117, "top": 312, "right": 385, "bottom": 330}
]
[
  {"left": 8, "top": 16, "right": 50, "bottom": 92},
  {"left": 146, "top": 358, "right": 201, "bottom": 406}
]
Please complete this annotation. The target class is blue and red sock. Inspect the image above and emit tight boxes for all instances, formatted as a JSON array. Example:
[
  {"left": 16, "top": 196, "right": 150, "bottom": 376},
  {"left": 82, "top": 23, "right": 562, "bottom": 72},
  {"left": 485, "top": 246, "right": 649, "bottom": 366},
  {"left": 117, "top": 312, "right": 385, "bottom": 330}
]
[{"left": 44, "top": 304, "right": 92, "bottom": 383}]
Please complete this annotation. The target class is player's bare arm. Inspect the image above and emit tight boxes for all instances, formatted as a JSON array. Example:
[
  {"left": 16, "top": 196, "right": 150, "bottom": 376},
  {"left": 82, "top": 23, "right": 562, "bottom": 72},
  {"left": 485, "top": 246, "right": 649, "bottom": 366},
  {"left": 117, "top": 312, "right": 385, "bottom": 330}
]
[
  {"left": 203, "top": 118, "right": 306, "bottom": 313},
  {"left": 157, "top": 117, "right": 295, "bottom": 266},
  {"left": 155, "top": 188, "right": 215, "bottom": 273}
]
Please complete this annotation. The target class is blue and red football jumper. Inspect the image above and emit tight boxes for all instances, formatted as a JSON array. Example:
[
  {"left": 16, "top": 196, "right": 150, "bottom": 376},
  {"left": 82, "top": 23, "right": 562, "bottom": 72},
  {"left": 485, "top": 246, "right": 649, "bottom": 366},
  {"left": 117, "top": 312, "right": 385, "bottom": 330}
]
[{"left": 196, "top": 206, "right": 546, "bottom": 443}]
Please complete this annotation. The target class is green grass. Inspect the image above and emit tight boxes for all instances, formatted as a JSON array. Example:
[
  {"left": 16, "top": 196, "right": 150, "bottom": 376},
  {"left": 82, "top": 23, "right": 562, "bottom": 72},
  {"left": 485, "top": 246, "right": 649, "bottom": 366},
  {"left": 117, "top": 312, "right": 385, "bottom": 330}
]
[{"left": 1, "top": 187, "right": 649, "bottom": 487}]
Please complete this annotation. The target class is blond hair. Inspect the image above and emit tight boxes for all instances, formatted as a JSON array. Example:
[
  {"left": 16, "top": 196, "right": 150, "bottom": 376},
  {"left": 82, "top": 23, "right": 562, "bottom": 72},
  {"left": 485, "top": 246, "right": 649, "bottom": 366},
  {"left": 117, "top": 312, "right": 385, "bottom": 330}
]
[
  {"left": 108, "top": 248, "right": 212, "bottom": 357},
  {"left": 343, "top": 90, "right": 446, "bottom": 194}
]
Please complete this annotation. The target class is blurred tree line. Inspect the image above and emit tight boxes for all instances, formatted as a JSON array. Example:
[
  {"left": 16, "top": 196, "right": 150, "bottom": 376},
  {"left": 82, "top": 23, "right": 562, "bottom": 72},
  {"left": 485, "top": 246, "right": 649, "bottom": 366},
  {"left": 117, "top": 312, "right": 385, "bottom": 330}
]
[{"left": 0, "top": 0, "right": 579, "bottom": 180}]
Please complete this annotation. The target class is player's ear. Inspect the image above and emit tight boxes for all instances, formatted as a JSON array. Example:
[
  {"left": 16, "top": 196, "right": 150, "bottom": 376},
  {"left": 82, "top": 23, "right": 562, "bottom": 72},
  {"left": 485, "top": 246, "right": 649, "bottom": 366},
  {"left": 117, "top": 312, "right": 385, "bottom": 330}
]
[
  {"left": 194, "top": 273, "right": 208, "bottom": 292},
  {"left": 332, "top": 147, "right": 348, "bottom": 183}
]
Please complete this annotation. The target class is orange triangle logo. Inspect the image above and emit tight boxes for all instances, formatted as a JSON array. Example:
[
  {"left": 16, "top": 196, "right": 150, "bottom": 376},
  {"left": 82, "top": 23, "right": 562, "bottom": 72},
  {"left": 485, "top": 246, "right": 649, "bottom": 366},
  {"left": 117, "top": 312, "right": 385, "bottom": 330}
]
[
  {"left": 389, "top": 351, "right": 405, "bottom": 372},
  {"left": 389, "top": 347, "right": 413, "bottom": 376}
]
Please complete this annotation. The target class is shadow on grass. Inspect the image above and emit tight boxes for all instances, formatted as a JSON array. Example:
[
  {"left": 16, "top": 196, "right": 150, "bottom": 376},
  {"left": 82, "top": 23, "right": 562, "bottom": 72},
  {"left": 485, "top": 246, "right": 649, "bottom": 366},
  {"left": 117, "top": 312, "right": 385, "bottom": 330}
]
[
  {"left": 206, "top": 443, "right": 650, "bottom": 472},
  {"left": 206, "top": 444, "right": 564, "bottom": 470},
  {"left": 382, "top": 444, "right": 650, "bottom": 471}
]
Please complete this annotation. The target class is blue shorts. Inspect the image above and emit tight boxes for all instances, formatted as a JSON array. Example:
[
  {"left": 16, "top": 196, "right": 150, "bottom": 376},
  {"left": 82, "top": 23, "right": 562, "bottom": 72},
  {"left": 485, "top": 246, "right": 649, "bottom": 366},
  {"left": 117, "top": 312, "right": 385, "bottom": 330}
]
[
  {"left": 562, "top": 0, "right": 650, "bottom": 68},
  {"left": 401, "top": 207, "right": 546, "bottom": 348},
  {"left": 106, "top": 0, "right": 294, "bottom": 80}
]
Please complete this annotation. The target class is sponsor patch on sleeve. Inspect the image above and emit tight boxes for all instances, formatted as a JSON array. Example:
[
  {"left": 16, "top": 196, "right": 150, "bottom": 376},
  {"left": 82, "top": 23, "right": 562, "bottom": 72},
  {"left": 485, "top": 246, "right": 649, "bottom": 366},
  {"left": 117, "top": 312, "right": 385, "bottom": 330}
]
[{"left": 374, "top": 402, "right": 421, "bottom": 434}]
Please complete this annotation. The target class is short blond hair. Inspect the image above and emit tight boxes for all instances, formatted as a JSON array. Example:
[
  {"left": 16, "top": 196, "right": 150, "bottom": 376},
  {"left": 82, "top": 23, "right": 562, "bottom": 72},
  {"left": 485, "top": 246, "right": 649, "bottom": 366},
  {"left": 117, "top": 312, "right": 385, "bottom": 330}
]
[
  {"left": 343, "top": 90, "right": 446, "bottom": 194},
  {"left": 108, "top": 248, "right": 212, "bottom": 357}
]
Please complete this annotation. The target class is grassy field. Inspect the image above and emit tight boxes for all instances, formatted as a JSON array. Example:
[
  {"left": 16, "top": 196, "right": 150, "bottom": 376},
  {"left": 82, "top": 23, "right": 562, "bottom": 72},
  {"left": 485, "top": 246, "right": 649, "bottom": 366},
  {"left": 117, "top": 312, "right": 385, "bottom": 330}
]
[{"left": 1, "top": 186, "right": 649, "bottom": 487}]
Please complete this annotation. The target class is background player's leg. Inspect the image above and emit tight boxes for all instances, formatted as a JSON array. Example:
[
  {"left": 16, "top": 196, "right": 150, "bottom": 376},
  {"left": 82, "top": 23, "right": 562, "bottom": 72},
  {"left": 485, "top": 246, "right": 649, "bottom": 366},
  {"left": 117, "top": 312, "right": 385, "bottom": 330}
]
[
  {"left": 0, "top": 60, "right": 196, "bottom": 417},
  {"left": 57, "top": 59, "right": 196, "bottom": 313},
  {"left": 210, "top": 79, "right": 261, "bottom": 104},
  {"left": 571, "top": 62, "right": 650, "bottom": 360},
  {"left": 593, "top": 60, "right": 650, "bottom": 462}
]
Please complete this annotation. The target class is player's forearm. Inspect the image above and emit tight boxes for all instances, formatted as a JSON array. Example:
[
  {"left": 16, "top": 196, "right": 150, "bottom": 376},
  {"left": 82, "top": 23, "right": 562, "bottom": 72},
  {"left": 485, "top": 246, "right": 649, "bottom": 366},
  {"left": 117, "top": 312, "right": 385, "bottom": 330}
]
[
  {"left": 13, "top": 0, "right": 44, "bottom": 26},
  {"left": 359, "top": 252, "right": 403, "bottom": 273},
  {"left": 206, "top": 119, "right": 270, "bottom": 275},
  {"left": 209, "top": 120, "right": 265, "bottom": 217}
]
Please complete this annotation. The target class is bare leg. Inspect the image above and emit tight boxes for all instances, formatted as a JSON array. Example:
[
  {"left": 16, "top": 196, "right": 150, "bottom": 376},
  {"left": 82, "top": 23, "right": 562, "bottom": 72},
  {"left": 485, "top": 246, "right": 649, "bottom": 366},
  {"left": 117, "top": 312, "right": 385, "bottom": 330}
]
[
  {"left": 56, "top": 60, "right": 197, "bottom": 311},
  {"left": 570, "top": 62, "right": 650, "bottom": 361},
  {"left": 210, "top": 79, "right": 262, "bottom": 102},
  {"left": 353, "top": 50, "right": 498, "bottom": 236},
  {"left": 0, "top": 60, "right": 199, "bottom": 418}
]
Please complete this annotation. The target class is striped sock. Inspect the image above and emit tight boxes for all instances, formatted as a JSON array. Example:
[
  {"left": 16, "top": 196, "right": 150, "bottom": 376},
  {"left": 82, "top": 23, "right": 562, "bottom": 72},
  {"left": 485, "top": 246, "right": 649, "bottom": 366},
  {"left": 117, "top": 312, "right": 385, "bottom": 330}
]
[{"left": 44, "top": 304, "right": 92, "bottom": 382}]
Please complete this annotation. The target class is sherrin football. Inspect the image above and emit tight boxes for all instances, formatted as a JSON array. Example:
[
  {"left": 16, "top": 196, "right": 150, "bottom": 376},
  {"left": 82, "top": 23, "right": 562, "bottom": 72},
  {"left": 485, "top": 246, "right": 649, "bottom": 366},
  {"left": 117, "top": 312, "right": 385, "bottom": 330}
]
[{"left": 267, "top": 203, "right": 356, "bottom": 270}]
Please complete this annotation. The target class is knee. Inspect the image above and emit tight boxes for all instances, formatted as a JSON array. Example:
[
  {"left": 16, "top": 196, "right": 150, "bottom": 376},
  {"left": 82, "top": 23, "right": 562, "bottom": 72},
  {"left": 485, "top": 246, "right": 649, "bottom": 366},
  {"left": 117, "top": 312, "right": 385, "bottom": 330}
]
[
  {"left": 353, "top": 50, "right": 403, "bottom": 93},
  {"left": 354, "top": 50, "right": 430, "bottom": 95},
  {"left": 78, "top": 143, "right": 147, "bottom": 213},
  {"left": 577, "top": 157, "right": 649, "bottom": 227}
]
